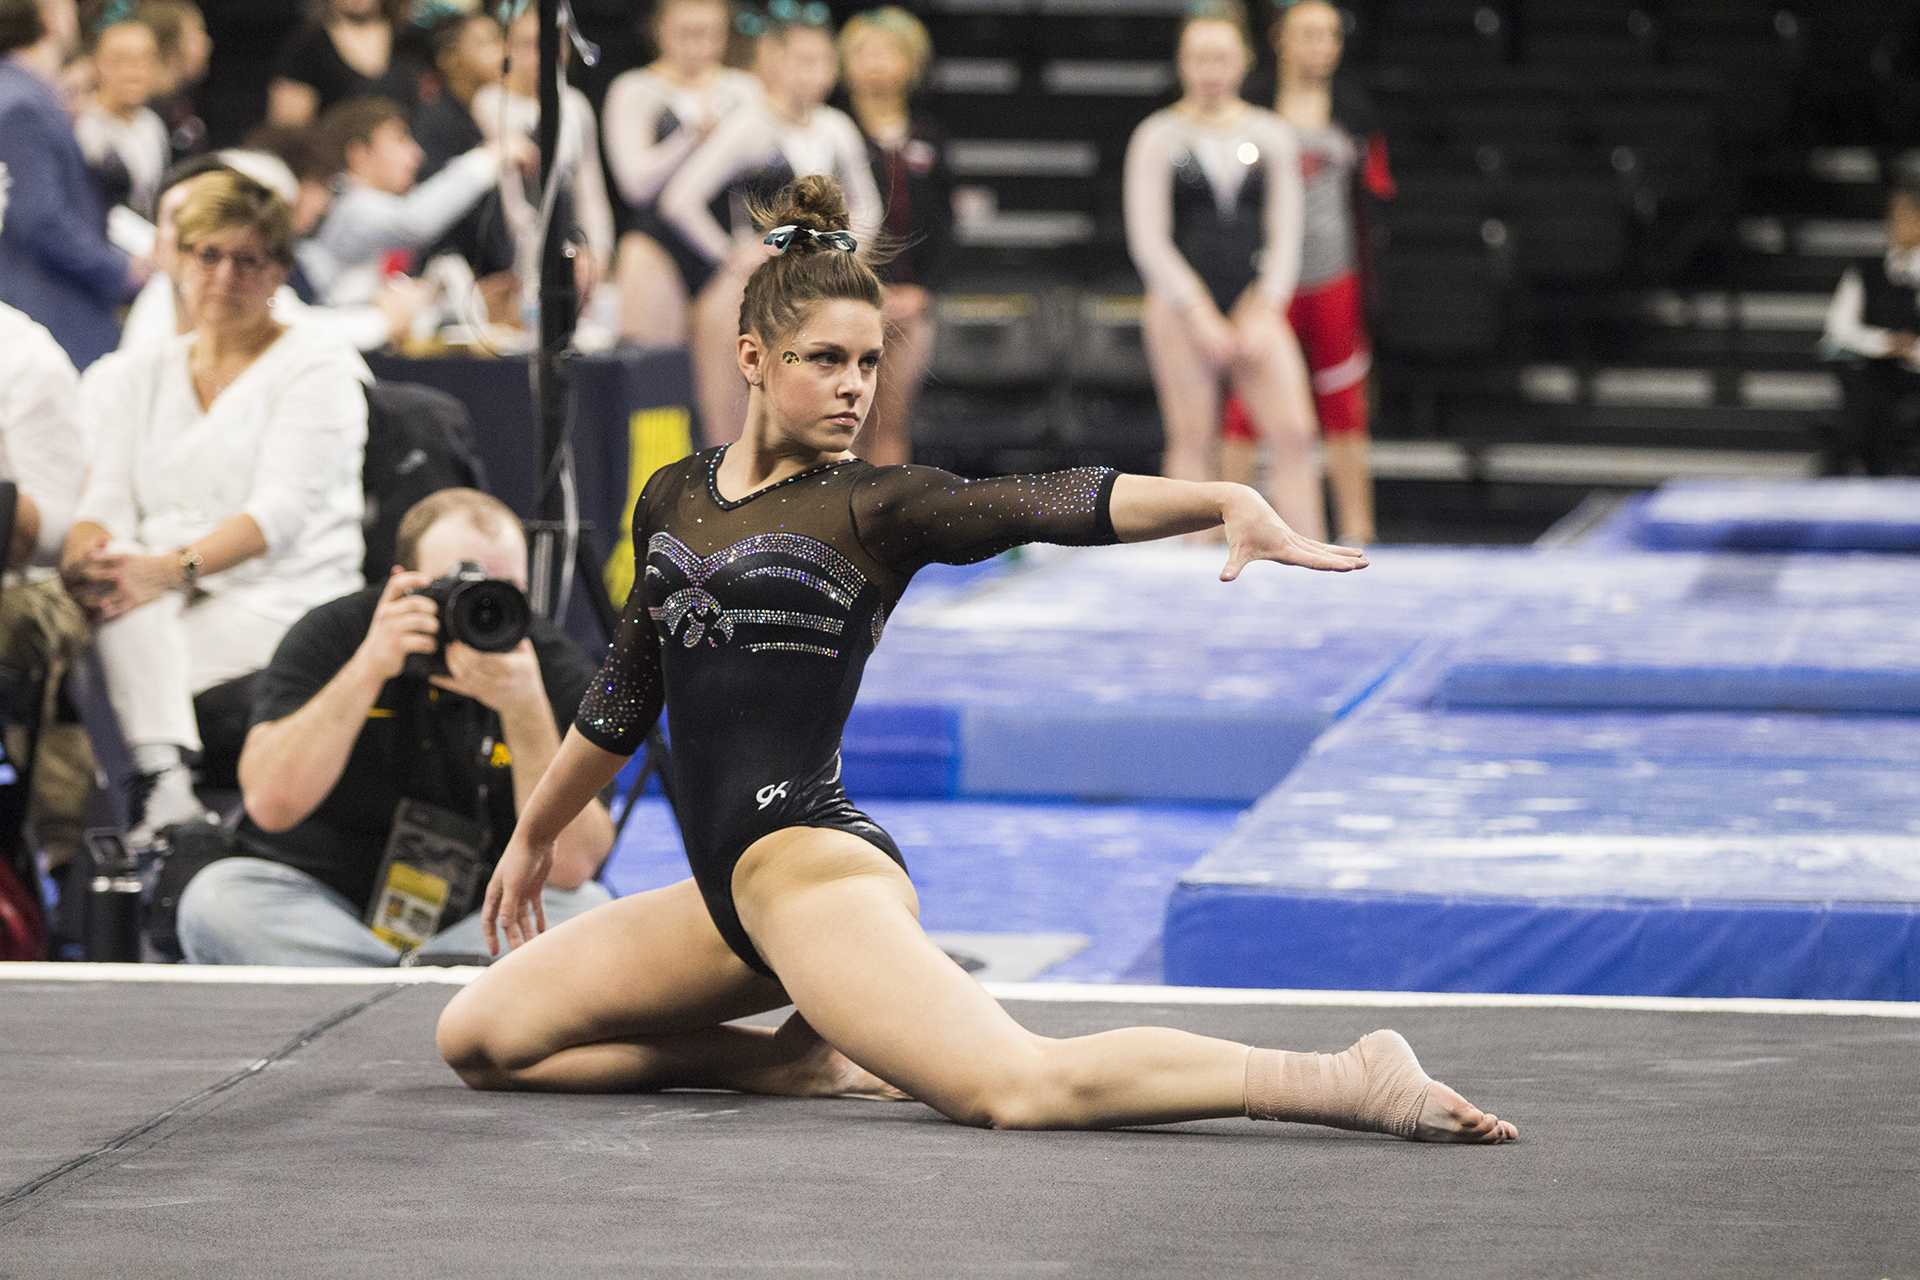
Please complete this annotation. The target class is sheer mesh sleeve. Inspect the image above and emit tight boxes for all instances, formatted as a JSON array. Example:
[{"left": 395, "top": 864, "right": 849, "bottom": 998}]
[
  {"left": 850, "top": 464, "right": 1121, "bottom": 575},
  {"left": 574, "top": 479, "right": 667, "bottom": 756}
]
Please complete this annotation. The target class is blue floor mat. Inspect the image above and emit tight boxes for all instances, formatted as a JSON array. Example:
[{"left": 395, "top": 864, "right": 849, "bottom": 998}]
[
  {"left": 604, "top": 797, "right": 1242, "bottom": 982},
  {"left": 1435, "top": 599, "right": 1920, "bottom": 712},
  {"left": 848, "top": 626, "right": 1414, "bottom": 802},
  {"left": 1633, "top": 478, "right": 1920, "bottom": 551},
  {"left": 1164, "top": 698, "right": 1920, "bottom": 997},
  {"left": 849, "top": 544, "right": 1721, "bottom": 801}
]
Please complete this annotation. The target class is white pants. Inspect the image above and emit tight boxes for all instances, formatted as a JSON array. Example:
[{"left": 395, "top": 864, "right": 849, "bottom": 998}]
[{"left": 92, "top": 586, "right": 295, "bottom": 753}]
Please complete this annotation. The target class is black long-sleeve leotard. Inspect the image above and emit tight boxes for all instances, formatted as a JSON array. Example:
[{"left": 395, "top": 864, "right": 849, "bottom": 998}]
[{"left": 574, "top": 446, "right": 1121, "bottom": 975}]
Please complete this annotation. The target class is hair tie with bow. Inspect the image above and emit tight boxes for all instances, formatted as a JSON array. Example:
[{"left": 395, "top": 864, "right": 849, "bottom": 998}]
[{"left": 763, "top": 225, "right": 858, "bottom": 254}]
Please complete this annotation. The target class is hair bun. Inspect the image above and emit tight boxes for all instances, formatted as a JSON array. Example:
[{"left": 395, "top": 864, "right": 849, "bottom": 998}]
[{"left": 755, "top": 175, "right": 851, "bottom": 243}]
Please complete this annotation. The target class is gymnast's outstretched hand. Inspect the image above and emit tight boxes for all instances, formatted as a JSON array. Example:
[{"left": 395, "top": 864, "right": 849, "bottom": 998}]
[
  {"left": 481, "top": 831, "right": 553, "bottom": 955},
  {"left": 1219, "top": 489, "right": 1369, "bottom": 581}
]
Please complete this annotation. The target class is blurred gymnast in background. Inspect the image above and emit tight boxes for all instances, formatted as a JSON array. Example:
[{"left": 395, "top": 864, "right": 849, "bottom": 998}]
[
  {"left": 1221, "top": 0, "right": 1395, "bottom": 545},
  {"left": 1124, "top": 4, "right": 1323, "bottom": 538},
  {"left": 601, "top": 0, "right": 761, "bottom": 347},
  {"left": 839, "top": 6, "right": 951, "bottom": 467}
]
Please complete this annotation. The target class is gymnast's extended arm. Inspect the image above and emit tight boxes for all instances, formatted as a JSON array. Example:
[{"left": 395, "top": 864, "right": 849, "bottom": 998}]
[{"left": 851, "top": 465, "right": 1368, "bottom": 581}]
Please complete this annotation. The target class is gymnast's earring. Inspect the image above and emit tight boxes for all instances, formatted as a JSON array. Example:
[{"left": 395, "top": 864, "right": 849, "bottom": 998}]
[{"left": 782, "top": 351, "right": 801, "bottom": 364}]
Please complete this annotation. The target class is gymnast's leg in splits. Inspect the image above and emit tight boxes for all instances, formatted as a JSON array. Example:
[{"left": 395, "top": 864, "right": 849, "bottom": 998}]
[
  {"left": 442, "top": 827, "right": 1514, "bottom": 1141},
  {"left": 728, "top": 827, "right": 1513, "bottom": 1138},
  {"left": 436, "top": 876, "right": 902, "bottom": 1101}
]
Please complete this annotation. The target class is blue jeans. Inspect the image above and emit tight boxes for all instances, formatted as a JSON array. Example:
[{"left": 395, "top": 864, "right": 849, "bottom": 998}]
[{"left": 177, "top": 856, "right": 613, "bottom": 966}]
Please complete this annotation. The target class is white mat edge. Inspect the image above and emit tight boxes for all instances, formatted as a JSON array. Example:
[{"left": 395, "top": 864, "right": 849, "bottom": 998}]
[{"left": 4, "top": 964, "right": 1917, "bottom": 1019}]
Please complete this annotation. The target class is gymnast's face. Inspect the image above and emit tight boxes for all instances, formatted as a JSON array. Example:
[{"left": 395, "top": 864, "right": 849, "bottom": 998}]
[
  {"left": 1277, "top": 1, "right": 1343, "bottom": 82},
  {"left": 779, "top": 28, "right": 840, "bottom": 109},
  {"left": 655, "top": 0, "right": 729, "bottom": 75},
  {"left": 1177, "top": 19, "right": 1250, "bottom": 106},
  {"left": 755, "top": 298, "right": 884, "bottom": 455}
]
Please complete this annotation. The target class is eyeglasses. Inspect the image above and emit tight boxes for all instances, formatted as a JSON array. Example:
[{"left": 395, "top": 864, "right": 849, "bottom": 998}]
[{"left": 184, "top": 244, "right": 275, "bottom": 277}]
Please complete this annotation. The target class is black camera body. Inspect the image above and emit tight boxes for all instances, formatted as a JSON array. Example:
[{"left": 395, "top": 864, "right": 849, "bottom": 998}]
[{"left": 405, "top": 560, "right": 533, "bottom": 678}]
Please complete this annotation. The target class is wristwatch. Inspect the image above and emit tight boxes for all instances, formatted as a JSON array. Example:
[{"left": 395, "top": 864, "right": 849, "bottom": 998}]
[{"left": 176, "top": 546, "right": 204, "bottom": 589}]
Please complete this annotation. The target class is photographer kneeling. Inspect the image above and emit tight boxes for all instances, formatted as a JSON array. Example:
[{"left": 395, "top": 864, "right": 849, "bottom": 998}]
[{"left": 177, "top": 490, "right": 614, "bottom": 965}]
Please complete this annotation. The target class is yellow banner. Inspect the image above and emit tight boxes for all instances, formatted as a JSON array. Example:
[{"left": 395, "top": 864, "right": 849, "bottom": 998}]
[{"left": 603, "top": 406, "right": 694, "bottom": 605}]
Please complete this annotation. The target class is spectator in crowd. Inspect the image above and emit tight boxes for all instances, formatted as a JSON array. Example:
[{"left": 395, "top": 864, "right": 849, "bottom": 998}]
[
  {"left": 839, "top": 6, "right": 950, "bottom": 467},
  {"left": 0, "top": 293, "right": 96, "bottom": 884},
  {"left": 1123, "top": 7, "right": 1322, "bottom": 537},
  {"left": 298, "top": 95, "right": 525, "bottom": 308},
  {"left": 268, "top": 0, "right": 423, "bottom": 129},
  {"left": 242, "top": 121, "right": 341, "bottom": 241},
  {"left": 178, "top": 489, "right": 614, "bottom": 966},
  {"left": 122, "top": 151, "right": 421, "bottom": 352},
  {"left": 0, "top": 0, "right": 147, "bottom": 369},
  {"left": 1822, "top": 176, "right": 1920, "bottom": 475},
  {"left": 473, "top": 3, "right": 614, "bottom": 313},
  {"left": 138, "top": 0, "right": 211, "bottom": 157},
  {"left": 1218, "top": 0, "right": 1393, "bottom": 545},
  {"left": 61, "top": 171, "right": 368, "bottom": 846},
  {"left": 601, "top": 0, "right": 760, "bottom": 346},
  {"left": 75, "top": 15, "right": 168, "bottom": 216},
  {"left": 122, "top": 152, "right": 278, "bottom": 346},
  {"left": 659, "top": 4, "right": 881, "bottom": 445},
  {"left": 410, "top": 10, "right": 515, "bottom": 288}
]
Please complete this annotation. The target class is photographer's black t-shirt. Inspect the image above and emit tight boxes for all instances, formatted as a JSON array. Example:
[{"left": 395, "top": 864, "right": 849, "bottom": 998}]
[{"left": 235, "top": 586, "right": 600, "bottom": 911}]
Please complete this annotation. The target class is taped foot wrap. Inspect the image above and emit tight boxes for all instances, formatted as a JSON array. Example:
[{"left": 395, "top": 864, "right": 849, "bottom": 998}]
[{"left": 1244, "top": 1029, "right": 1431, "bottom": 1138}]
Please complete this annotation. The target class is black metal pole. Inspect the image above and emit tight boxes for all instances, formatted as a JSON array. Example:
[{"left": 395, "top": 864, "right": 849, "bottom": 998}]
[
  {"left": 523, "top": 2, "right": 682, "bottom": 842},
  {"left": 527, "top": 0, "right": 577, "bottom": 622}
]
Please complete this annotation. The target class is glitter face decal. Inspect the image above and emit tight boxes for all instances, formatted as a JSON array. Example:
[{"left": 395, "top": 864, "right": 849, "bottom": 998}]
[{"left": 782, "top": 350, "right": 802, "bottom": 364}]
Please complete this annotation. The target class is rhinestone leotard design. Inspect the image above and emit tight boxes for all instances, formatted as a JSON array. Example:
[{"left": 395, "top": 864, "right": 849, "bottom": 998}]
[{"left": 575, "top": 446, "right": 1120, "bottom": 974}]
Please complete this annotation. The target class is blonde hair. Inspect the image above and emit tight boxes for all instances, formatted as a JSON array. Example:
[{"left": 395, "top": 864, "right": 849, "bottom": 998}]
[
  {"left": 173, "top": 169, "right": 295, "bottom": 264},
  {"left": 395, "top": 489, "right": 523, "bottom": 570},
  {"left": 838, "top": 6, "right": 931, "bottom": 88}
]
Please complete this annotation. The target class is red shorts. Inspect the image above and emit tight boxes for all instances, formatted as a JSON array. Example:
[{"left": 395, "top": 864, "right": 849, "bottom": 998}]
[{"left": 1222, "top": 270, "right": 1370, "bottom": 441}]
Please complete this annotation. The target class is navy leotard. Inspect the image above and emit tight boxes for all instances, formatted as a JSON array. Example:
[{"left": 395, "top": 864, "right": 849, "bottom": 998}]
[{"left": 575, "top": 446, "right": 1120, "bottom": 975}]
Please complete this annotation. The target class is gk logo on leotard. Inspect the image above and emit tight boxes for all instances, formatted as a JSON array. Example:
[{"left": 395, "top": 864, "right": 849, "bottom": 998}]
[{"left": 756, "top": 781, "right": 790, "bottom": 810}]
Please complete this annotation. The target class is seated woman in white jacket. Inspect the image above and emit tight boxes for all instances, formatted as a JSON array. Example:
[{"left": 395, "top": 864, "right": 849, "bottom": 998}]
[{"left": 62, "top": 171, "right": 368, "bottom": 846}]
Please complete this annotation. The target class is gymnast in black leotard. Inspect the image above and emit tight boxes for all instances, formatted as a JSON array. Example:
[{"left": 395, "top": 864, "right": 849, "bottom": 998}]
[
  {"left": 434, "top": 175, "right": 1517, "bottom": 1146},
  {"left": 572, "top": 445, "right": 1118, "bottom": 973}
]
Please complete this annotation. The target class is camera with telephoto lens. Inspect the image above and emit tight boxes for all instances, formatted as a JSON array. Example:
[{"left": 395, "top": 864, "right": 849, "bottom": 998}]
[{"left": 404, "top": 561, "right": 532, "bottom": 678}]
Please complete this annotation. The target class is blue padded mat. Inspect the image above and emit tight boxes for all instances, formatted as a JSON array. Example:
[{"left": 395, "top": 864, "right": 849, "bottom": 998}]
[
  {"left": 850, "top": 544, "right": 1723, "bottom": 802},
  {"left": 854, "top": 544, "right": 1457, "bottom": 803},
  {"left": 605, "top": 797, "right": 1241, "bottom": 982},
  {"left": 1436, "top": 599, "right": 1920, "bottom": 712},
  {"left": 847, "top": 626, "right": 1414, "bottom": 802},
  {"left": 1634, "top": 479, "right": 1920, "bottom": 551},
  {"left": 1165, "top": 708, "right": 1920, "bottom": 997},
  {"left": 1324, "top": 698, "right": 1920, "bottom": 769}
]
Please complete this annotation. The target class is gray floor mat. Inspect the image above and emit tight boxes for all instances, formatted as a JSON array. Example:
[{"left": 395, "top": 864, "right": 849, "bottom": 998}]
[{"left": 3, "top": 981, "right": 1915, "bottom": 1278}]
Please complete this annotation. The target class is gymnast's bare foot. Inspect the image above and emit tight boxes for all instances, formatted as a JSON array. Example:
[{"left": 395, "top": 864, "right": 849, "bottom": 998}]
[
  {"left": 1415, "top": 1076, "right": 1519, "bottom": 1144},
  {"left": 1362, "top": 1030, "right": 1518, "bottom": 1144},
  {"left": 778, "top": 1013, "right": 912, "bottom": 1102}
]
